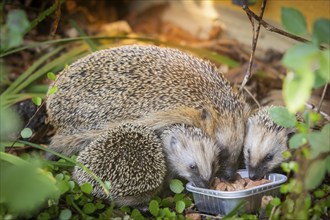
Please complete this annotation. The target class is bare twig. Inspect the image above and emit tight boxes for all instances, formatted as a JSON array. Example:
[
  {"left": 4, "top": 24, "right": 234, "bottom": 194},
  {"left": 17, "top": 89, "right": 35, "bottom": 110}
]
[
  {"left": 317, "top": 83, "right": 328, "bottom": 112},
  {"left": 243, "top": 6, "right": 309, "bottom": 44},
  {"left": 50, "top": 0, "right": 62, "bottom": 37},
  {"left": 305, "top": 103, "right": 330, "bottom": 121},
  {"left": 239, "top": 0, "right": 267, "bottom": 92},
  {"left": 242, "top": 6, "right": 327, "bottom": 50},
  {"left": 243, "top": 86, "right": 261, "bottom": 108}
]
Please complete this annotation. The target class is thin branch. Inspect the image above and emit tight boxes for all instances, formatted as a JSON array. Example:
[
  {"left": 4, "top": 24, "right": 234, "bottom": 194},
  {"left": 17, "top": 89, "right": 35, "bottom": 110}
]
[
  {"left": 50, "top": 0, "right": 62, "bottom": 37},
  {"left": 317, "top": 83, "right": 328, "bottom": 112},
  {"left": 243, "top": 5, "right": 327, "bottom": 50},
  {"left": 243, "top": 86, "right": 261, "bottom": 108},
  {"left": 239, "top": 0, "right": 267, "bottom": 92},
  {"left": 305, "top": 103, "right": 330, "bottom": 121}
]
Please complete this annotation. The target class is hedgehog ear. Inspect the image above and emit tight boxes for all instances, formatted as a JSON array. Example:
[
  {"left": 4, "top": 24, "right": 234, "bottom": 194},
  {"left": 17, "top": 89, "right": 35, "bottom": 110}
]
[
  {"left": 170, "top": 136, "right": 178, "bottom": 148},
  {"left": 199, "top": 108, "right": 210, "bottom": 121}
]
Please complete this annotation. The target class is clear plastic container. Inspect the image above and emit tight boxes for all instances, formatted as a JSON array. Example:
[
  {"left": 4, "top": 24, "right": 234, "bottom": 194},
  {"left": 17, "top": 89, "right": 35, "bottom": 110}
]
[{"left": 186, "top": 170, "right": 287, "bottom": 215}]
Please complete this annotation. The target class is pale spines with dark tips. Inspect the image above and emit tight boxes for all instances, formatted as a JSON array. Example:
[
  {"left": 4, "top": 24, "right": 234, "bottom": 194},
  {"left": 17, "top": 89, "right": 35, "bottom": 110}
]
[
  {"left": 161, "top": 124, "right": 220, "bottom": 188},
  {"left": 73, "top": 123, "right": 166, "bottom": 207},
  {"left": 46, "top": 44, "right": 251, "bottom": 181},
  {"left": 244, "top": 106, "right": 294, "bottom": 180}
]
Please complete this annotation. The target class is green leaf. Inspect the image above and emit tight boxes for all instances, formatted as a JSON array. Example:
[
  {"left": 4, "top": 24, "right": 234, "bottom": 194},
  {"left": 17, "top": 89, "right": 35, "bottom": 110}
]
[
  {"left": 308, "top": 124, "right": 330, "bottom": 158},
  {"left": 326, "top": 155, "right": 330, "bottom": 174},
  {"left": 281, "top": 7, "right": 307, "bottom": 35},
  {"left": 314, "top": 189, "right": 325, "bottom": 198},
  {"left": 148, "top": 200, "right": 159, "bottom": 217},
  {"left": 175, "top": 200, "right": 185, "bottom": 213},
  {"left": 59, "top": 209, "right": 72, "bottom": 220},
  {"left": 96, "top": 202, "right": 105, "bottom": 209},
  {"left": 282, "top": 43, "right": 319, "bottom": 71},
  {"left": 20, "top": 128, "right": 32, "bottom": 138},
  {"left": 38, "top": 212, "right": 51, "bottom": 220},
  {"left": 319, "top": 49, "right": 330, "bottom": 82},
  {"left": 282, "top": 150, "right": 292, "bottom": 159},
  {"left": 32, "top": 96, "right": 42, "bottom": 106},
  {"left": 163, "top": 207, "right": 176, "bottom": 217},
  {"left": 131, "top": 209, "right": 145, "bottom": 220},
  {"left": 281, "top": 162, "right": 290, "bottom": 173},
  {"left": 48, "top": 86, "right": 58, "bottom": 95},
  {"left": 305, "top": 159, "right": 327, "bottom": 190},
  {"left": 83, "top": 203, "right": 96, "bottom": 214},
  {"left": 288, "top": 161, "right": 299, "bottom": 173},
  {"left": 270, "top": 197, "right": 281, "bottom": 206},
  {"left": 0, "top": 159, "right": 60, "bottom": 215},
  {"left": 55, "top": 173, "right": 64, "bottom": 181},
  {"left": 313, "top": 69, "right": 328, "bottom": 88},
  {"left": 280, "top": 183, "right": 289, "bottom": 194},
  {"left": 81, "top": 182, "right": 93, "bottom": 194},
  {"left": 268, "top": 106, "right": 297, "bottom": 128},
  {"left": 47, "top": 72, "right": 56, "bottom": 81},
  {"left": 313, "top": 18, "right": 330, "bottom": 45},
  {"left": 289, "top": 133, "right": 307, "bottom": 149},
  {"left": 56, "top": 180, "right": 69, "bottom": 194},
  {"left": 7, "top": 9, "right": 30, "bottom": 34},
  {"left": 283, "top": 71, "right": 314, "bottom": 113},
  {"left": 169, "top": 179, "right": 184, "bottom": 194}
]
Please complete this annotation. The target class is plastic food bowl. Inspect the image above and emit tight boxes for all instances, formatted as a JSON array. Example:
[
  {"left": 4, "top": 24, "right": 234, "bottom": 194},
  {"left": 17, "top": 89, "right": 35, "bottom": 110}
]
[{"left": 186, "top": 169, "right": 287, "bottom": 215}]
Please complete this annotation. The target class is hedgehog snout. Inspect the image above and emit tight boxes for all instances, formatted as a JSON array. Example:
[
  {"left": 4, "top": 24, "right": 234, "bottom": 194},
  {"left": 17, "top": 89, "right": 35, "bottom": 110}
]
[
  {"left": 191, "top": 176, "right": 211, "bottom": 188},
  {"left": 248, "top": 167, "right": 264, "bottom": 180}
]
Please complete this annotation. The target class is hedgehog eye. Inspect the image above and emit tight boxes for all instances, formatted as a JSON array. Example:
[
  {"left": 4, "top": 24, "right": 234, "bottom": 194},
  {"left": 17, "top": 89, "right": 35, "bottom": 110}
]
[
  {"left": 189, "top": 164, "right": 197, "bottom": 170},
  {"left": 265, "top": 154, "right": 274, "bottom": 161}
]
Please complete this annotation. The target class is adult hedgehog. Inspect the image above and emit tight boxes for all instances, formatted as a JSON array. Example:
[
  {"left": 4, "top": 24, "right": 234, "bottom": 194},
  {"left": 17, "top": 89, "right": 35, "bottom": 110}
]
[{"left": 47, "top": 45, "right": 250, "bottom": 181}]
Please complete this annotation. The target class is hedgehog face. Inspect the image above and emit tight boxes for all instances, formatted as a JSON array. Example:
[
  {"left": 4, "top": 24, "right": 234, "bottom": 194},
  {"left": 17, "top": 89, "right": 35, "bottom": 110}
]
[
  {"left": 161, "top": 125, "right": 220, "bottom": 188},
  {"left": 215, "top": 120, "right": 246, "bottom": 182},
  {"left": 244, "top": 116, "right": 291, "bottom": 180}
]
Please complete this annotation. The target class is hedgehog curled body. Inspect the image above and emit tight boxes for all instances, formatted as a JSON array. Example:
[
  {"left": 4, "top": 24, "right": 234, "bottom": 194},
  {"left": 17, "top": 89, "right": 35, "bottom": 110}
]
[
  {"left": 244, "top": 106, "right": 295, "bottom": 180},
  {"left": 73, "top": 123, "right": 219, "bottom": 206},
  {"left": 73, "top": 123, "right": 166, "bottom": 207},
  {"left": 47, "top": 45, "right": 250, "bottom": 181}
]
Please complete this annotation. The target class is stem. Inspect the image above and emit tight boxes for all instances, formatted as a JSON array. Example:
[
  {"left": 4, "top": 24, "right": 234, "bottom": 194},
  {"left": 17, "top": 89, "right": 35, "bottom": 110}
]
[
  {"left": 317, "top": 83, "right": 328, "bottom": 112},
  {"left": 239, "top": 0, "right": 267, "bottom": 92}
]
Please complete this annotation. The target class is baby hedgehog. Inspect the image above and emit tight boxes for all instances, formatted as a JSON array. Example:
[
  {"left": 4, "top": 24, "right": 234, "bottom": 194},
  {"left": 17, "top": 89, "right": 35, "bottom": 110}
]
[
  {"left": 47, "top": 45, "right": 250, "bottom": 181},
  {"left": 161, "top": 124, "right": 219, "bottom": 188},
  {"left": 73, "top": 123, "right": 167, "bottom": 207},
  {"left": 73, "top": 122, "right": 219, "bottom": 206},
  {"left": 244, "top": 106, "right": 294, "bottom": 180}
]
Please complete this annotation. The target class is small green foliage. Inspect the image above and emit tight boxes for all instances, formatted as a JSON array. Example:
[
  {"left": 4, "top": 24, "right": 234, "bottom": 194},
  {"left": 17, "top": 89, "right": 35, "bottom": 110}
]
[
  {"left": 175, "top": 200, "right": 185, "bottom": 213},
  {"left": 47, "top": 72, "right": 57, "bottom": 81},
  {"left": 0, "top": 107, "right": 22, "bottom": 141},
  {"left": 268, "top": 106, "right": 297, "bottom": 127},
  {"left": 283, "top": 71, "right": 314, "bottom": 112},
  {"left": 271, "top": 197, "right": 281, "bottom": 206},
  {"left": 305, "top": 159, "right": 327, "bottom": 190},
  {"left": 0, "top": 9, "right": 30, "bottom": 52},
  {"left": 289, "top": 133, "right": 307, "bottom": 149},
  {"left": 312, "top": 18, "right": 330, "bottom": 45},
  {"left": 313, "top": 189, "right": 325, "bottom": 198},
  {"left": 281, "top": 7, "right": 307, "bottom": 35},
  {"left": 148, "top": 200, "right": 159, "bottom": 217},
  {"left": 32, "top": 96, "right": 42, "bottom": 106},
  {"left": 48, "top": 86, "right": 58, "bottom": 95},
  {"left": 308, "top": 124, "right": 330, "bottom": 158},
  {"left": 20, "top": 128, "right": 33, "bottom": 138},
  {"left": 282, "top": 150, "right": 292, "bottom": 159},
  {"left": 59, "top": 209, "right": 71, "bottom": 220},
  {"left": 130, "top": 209, "right": 145, "bottom": 220},
  {"left": 169, "top": 179, "right": 184, "bottom": 194},
  {"left": 81, "top": 182, "right": 93, "bottom": 194},
  {"left": 82, "top": 203, "right": 95, "bottom": 214}
]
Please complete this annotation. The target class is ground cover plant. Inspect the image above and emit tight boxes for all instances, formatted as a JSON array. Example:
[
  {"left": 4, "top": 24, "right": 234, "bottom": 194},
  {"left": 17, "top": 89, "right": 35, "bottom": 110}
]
[{"left": 0, "top": 1, "right": 329, "bottom": 219}]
